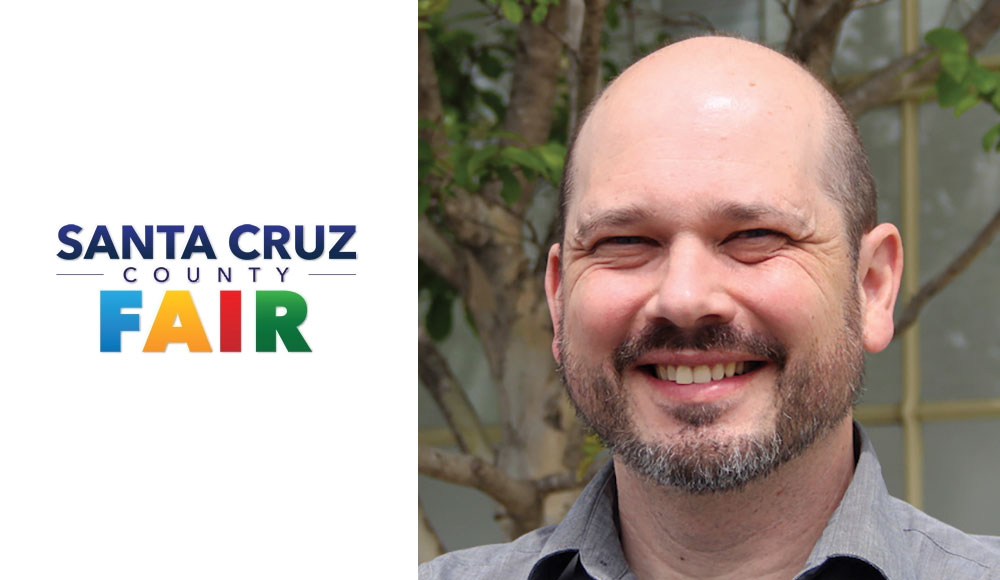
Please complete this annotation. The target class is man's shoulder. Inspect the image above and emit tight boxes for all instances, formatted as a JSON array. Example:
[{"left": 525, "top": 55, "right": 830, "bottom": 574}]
[
  {"left": 888, "top": 496, "right": 1000, "bottom": 575},
  {"left": 418, "top": 525, "right": 558, "bottom": 580}
]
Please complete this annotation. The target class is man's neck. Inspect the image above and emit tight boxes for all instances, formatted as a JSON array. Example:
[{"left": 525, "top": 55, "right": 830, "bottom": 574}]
[{"left": 615, "top": 418, "right": 856, "bottom": 580}]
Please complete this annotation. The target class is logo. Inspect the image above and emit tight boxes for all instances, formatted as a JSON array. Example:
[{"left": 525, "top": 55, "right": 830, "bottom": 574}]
[{"left": 56, "top": 224, "right": 356, "bottom": 353}]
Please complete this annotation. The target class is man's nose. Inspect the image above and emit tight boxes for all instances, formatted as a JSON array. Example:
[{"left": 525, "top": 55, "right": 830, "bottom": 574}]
[{"left": 643, "top": 237, "right": 738, "bottom": 329}]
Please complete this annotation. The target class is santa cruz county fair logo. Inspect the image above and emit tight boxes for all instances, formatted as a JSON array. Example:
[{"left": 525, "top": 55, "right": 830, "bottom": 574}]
[{"left": 56, "top": 224, "right": 356, "bottom": 353}]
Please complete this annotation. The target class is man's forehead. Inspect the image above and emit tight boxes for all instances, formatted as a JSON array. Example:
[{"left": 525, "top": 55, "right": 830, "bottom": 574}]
[
  {"left": 594, "top": 36, "right": 818, "bottom": 112},
  {"left": 567, "top": 38, "right": 829, "bottom": 222},
  {"left": 579, "top": 45, "right": 823, "bottom": 158}
]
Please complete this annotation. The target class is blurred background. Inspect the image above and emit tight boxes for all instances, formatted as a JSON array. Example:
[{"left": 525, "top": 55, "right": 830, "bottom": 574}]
[{"left": 418, "top": 0, "right": 1000, "bottom": 561}]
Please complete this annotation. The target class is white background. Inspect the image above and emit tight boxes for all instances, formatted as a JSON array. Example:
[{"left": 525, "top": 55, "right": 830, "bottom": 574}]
[{"left": 0, "top": 2, "right": 413, "bottom": 577}]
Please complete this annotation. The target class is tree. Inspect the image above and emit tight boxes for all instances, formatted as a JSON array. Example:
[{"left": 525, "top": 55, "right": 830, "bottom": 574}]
[{"left": 418, "top": 0, "right": 1000, "bottom": 558}]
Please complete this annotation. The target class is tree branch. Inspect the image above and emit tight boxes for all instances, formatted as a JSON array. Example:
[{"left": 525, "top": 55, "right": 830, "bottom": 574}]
[
  {"left": 533, "top": 458, "right": 607, "bottom": 495},
  {"left": 540, "top": 20, "right": 580, "bottom": 68},
  {"left": 419, "top": 445, "right": 540, "bottom": 525},
  {"left": 894, "top": 205, "right": 1000, "bottom": 337},
  {"left": 843, "top": 0, "right": 1000, "bottom": 116},
  {"left": 506, "top": 0, "right": 568, "bottom": 215},
  {"left": 420, "top": 27, "right": 511, "bottom": 254},
  {"left": 785, "top": 0, "right": 856, "bottom": 80},
  {"left": 437, "top": 186, "right": 508, "bottom": 249},
  {"left": 418, "top": 29, "right": 446, "bottom": 153},
  {"left": 568, "top": 0, "right": 608, "bottom": 138},
  {"left": 853, "top": 0, "right": 888, "bottom": 8},
  {"left": 628, "top": 8, "right": 715, "bottom": 32},
  {"left": 418, "top": 500, "right": 446, "bottom": 562},
  {"left": 419, "top": 215, "right": 466, "bottom": 292},
  {"left": 479, "top": 0, "right": 578, "bottom": 65},
  {"left": 505, "top": 0, "right": 567, "bottom": 146},
  {"left": 453, "top": 188, "right": 545, "bottom": 249},
  {"left": 777, "top": 0, "right": 796, "bottom": 29},
  {"left": 419, "top": 329, "right": 496, "bottom": 462}
]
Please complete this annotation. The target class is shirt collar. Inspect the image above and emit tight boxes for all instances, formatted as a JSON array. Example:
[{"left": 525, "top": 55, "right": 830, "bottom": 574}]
[
  {"left": 529, "top": 422, "right": 912, "bottom": 580},
  {"left": 529, "top": 460, "right": 631, "bottom": 580},
  {"left": 800, "top": 422, "right": 914, "bottom": 579}
]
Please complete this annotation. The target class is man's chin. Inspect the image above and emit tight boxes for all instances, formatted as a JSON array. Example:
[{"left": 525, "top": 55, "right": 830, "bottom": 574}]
[
  {"left": 629, "top": 397, "right": 751, "bottom": 438},
  {"left": 611, "top": 425, "right": 787, "bottom": 494},
  {"left": 668, "top": 401, "right": 729, "bottom": 429}
]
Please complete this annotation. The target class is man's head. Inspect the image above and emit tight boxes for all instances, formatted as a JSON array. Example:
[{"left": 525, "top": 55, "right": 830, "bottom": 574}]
[
  {"left": 558, "top": 38, "right": 877, "bottom": 259},
  {"left": 544, "top": 36, "right": 903, "bottom": 493}
]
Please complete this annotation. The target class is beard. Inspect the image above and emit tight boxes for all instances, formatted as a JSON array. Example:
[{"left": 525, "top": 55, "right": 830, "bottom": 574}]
[{"left": 558, "top": 295, "right": 865, "bottom": 494}]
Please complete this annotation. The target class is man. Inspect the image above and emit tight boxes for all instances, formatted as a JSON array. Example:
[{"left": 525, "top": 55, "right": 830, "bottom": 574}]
[{"left": 420, "top": 36, "right": 1000, "bottom": 579}]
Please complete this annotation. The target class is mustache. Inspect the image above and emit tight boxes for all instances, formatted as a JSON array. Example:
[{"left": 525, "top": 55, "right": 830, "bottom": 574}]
[{"left": 612, "top": 323, "right": 788, "bottom": 375}]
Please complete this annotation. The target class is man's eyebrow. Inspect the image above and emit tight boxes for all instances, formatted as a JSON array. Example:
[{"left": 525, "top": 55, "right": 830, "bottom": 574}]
[
  {"left": 709, "top": 201, "right": 810, "bottom": 230},
  {"left": 571, "top": 206, "right": 654, "bottom": 242}
]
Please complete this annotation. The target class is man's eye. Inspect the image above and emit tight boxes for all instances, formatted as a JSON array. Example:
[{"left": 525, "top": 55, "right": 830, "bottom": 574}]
[
  {"left": 723, "top": 229, "right": 788, "bottom": 262},
  {"left": 599, "top": 236, "right": 647, "bottom": 246},
  {"left": 591, "top": 236, "right": 653, "bottom": 251},
  {"left": 727, "top": 229, "right": 783, "bottom": 241}
]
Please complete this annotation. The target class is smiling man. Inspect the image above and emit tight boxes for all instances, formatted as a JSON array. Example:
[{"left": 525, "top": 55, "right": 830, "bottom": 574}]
[{"left": 420, "top": 36, "right": 1000, "bottom": 580}]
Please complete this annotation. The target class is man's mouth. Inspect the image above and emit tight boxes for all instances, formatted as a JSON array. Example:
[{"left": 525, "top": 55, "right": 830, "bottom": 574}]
[{"left": 639, "top": 361, "right": 766, "bottom": 385}]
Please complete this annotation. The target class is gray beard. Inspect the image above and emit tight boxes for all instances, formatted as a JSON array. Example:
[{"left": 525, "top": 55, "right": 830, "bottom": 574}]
[{"left": 558, "top": 298, "right": 864, "bottom": 494}]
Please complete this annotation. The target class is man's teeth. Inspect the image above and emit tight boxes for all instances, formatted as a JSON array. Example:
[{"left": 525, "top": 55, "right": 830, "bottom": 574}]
[{"left": 654, "top": 362, "right": 749, "bottom": 385}]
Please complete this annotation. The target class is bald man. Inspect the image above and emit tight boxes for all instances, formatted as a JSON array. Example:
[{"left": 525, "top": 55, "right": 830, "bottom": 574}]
[{"left": 420, "top": 36, "right": 1000, "bottom": 580}]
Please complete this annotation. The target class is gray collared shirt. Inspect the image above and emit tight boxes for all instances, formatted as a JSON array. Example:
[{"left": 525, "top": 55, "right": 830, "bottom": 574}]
[{"left": 420, "top": 424, "right": 1000, "bottom": 579}]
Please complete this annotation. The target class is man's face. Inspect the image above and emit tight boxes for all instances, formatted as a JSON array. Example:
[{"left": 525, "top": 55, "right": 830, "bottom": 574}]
[{"left": 546, "top": 67, "right": 869, "bottom": 492}]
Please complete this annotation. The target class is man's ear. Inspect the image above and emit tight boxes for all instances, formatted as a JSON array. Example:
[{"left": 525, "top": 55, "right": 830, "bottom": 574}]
[
  {"left": 856, "top": 223, "right": 903, "bottom": 353},
  {"left": 544, "top": 244, "right": 563, "bottom": 364}
]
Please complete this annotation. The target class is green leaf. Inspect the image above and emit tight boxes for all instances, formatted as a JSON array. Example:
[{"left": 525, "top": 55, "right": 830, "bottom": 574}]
[
  {"left": 426, "top": 292, "right": 454, "bottom": 341},
  {"left": 417, "top": 0, "right": 450, "bottom": 16},
  {"left": 500, "top": 0, "right": 524, "bottom": 24},
  {"left": 576, "top": 432, "right": 605, "bottom": 481},
  {"left": 925, "top": 27, "right": 968, "bottom": 54},
  {"left": 419, "top": 137, "right": 433, "bottom": 162},
  {"left": 450, "top": 145, "right": 472, "bottom": 189},
  {"left": 451, "top": 8, "right": 494, "bottom": 21},
  {"left": 954, "top": 92, "right": 979, "bottom": 117},
  {"left": 418, "top": 183, "right": 431, "bottom": 214},
  {"left": 466, "top": 144, "right": 499, "bottom": 179},
  {"left": 983, "top": 124, "right": 1000, "bottom": 152},
  {"left": 477, "top": 50, "right": 504, "bottom": 78},
  {"left": 531, "top": 4, "right": 548, "bottom": 24},
  {"left": 940, "top": 51, "right": 970, "bottom": 82},
  {"left": 969, "top": 63, "right": 999, "bottom": 94},
  {"left": 500, "top": 145, "right": 548, "bottom": 174},
  {"left": 935, "top": 73, "right": 968, "bottom": 107},
  {"left": 418, "top": 138, "right": 435, "bottom": 180},
  {"left": 605, "top": 0, "right": 621, "bottom": 30},
  {"left": 480, "top": 90, "right": 506, "bottom": 121},
  {"left": 992, "top": 91, "right": 1000, "bottom": 112},
  {"left": 418, "top": 260, "right": 433, "bottom": 291},
  {"left": 498, "top": 166, "right": 522, "bottom": 205},
  {"left": 439, "top": 29, "right": 476, "bottom": 52},
  {"left": 602, "top": 58, "right": 621, "bottom": 80},
  {"left": 534, "top": 142, "right": 567, "bottom": 180},
  {"left": 491, "top": 130, "right": 528, "bottom": 144}
]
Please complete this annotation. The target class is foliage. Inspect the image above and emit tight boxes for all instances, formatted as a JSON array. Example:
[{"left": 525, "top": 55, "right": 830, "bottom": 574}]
[
  {"left": 926, "top": 27, "right": 1000, "bottom": 152},
  {"left": 486, "top": 0, "right": 561, "bottom": 24},
  {"left": 576, "top": 433, "right": 605, "bottom": 481},
  {"left": 419, "top": 260, "right": 460, "bottom": 341},
  {"left": 418, "top": 6, "right": 566, "bottom": 341}
]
